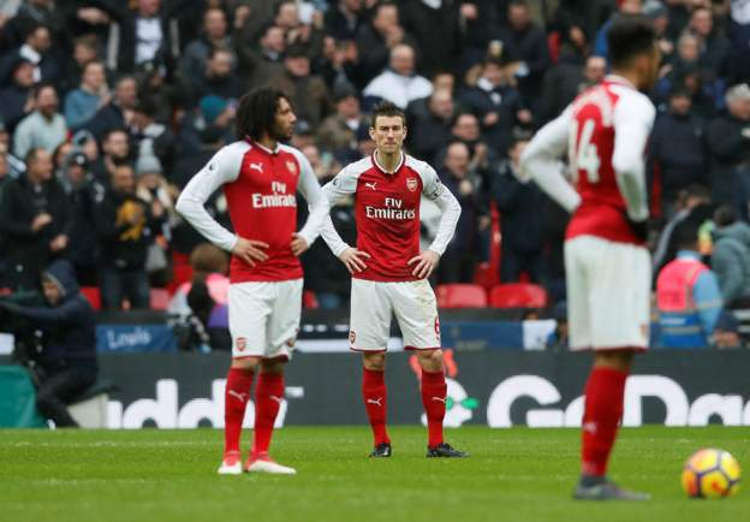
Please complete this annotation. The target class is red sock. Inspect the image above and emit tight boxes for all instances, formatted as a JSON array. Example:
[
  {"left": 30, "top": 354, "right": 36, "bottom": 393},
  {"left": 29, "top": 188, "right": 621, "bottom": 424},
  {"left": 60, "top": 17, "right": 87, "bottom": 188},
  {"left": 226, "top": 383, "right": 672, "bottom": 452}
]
[
  {"left": 362, "top": 367, "right": 390, "bottom": 446},
  {"left": 421, "top": 369, "right": 447, "bottom": 448},
  {"left": 252, "top": 372, "right": 284, "bottom": 457},
  {"left": 224, "top": 367, "right": 254, "bottom": 457},
  {"left": 581, "top": 366, "right": 628, "bottom": 476}
]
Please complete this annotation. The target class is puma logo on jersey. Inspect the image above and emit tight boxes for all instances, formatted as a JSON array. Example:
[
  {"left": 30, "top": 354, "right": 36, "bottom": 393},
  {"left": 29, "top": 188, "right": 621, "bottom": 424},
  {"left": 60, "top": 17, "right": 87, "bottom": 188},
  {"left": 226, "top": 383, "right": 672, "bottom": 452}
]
[
  {"left": 431, "top": 396, "right": 447, "bottom": 404},
  {"left": 228, "top": 390, "right": 248, "bottom": 403},
  {"left": 365, "top": 182, "right": 377, "bottom": 191},
  {"left": 269, "top": 395, "right": 284, "bottom": 405},
  {"left": 249, "top": 162, "right": 263, "bottom": 174},
  {"left": 367, "top": 397, "right": 383, "bottom": 407}
]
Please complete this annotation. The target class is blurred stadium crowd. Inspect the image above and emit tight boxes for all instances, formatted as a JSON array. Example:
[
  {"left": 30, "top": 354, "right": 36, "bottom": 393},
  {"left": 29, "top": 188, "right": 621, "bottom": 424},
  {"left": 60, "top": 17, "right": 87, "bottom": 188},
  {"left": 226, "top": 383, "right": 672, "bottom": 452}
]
[{"left": 0, "top": 0, "right": 748, "bottom": 345}]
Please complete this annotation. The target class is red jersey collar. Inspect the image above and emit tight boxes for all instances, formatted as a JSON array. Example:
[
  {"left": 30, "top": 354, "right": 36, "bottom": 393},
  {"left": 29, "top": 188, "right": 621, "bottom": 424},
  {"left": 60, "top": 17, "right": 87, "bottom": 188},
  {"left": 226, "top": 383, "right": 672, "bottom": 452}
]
[{"left": 372, "top": 150, "right": 404, "bottom": 175}]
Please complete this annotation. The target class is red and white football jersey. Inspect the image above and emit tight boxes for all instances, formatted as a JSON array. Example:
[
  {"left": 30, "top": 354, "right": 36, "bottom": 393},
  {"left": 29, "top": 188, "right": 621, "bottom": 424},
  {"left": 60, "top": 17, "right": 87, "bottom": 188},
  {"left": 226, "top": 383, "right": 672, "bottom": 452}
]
[
  {"left": 321, "top": 152, "right": 460, "bottom": 282},
  {"left": 520, "top": 75, "right": 656, "bottom": 246},
  {"left": 176, "top": 140, "right": 328, "bottom": 283}
]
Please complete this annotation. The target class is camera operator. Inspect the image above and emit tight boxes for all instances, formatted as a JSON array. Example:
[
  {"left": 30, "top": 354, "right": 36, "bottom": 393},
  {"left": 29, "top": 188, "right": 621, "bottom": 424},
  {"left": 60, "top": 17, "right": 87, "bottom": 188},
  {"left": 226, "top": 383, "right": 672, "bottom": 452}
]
[{"left": 0, "top": 259, "right": 97, "bottom": 428}]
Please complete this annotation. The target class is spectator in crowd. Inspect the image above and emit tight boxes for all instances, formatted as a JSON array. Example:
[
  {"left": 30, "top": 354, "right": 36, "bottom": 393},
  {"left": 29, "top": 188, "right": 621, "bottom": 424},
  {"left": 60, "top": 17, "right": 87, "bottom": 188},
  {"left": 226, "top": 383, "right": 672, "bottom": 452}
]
[
  {"left": 317, "top": 35, "right": 368, "bottom": 93},
  {"left": 92, "top": 128, "right": 130, "bottom": 184},
  {"left": 0, "top": 148, "right": 70, "bottom": 291},
  {"left": 493, "top": 137, "right": 546, "bottom": 283},
  {"left": 363, "top": 43, "right": 433, "bottom": 110},
  {"left": 706, "top": 83, "right": 750, "bottom": 211},
  {"left": 0, "top": 259, "right": 97, "bottom": 427},
  {"left": 63, "top": 61, "right": 108, "bottom": 130},
  {"left": 436, "top": 141, "right": 483, "bottom": 284},
  {"left": 316, "top": 84, "right": 367, "bottom": 153},
  {"left": 407, "top": 88, "right": 455, "bottom": 166},
  {"left": 180, "top": 7, "right": 234, "bottom": 87},
  {"left": 686, "top": 6, "right": 731, "bottom": 77},
  {"left": 1, "top": 0, "right": 63, "bottom": 51},
  {"left": 652, "top": 184, "right": 713, "bottom": 279},
  {"left": 400, "top": 0, "right": 463, "bottom": 77},
  {"left": 192, "top": 48, "right": 243, "bottom": 106},
  {"left": 135, "top": 154, "right": 173, "bottom": 285},
  {"left": 656, "top": 217, "right": 722, "bottom": 349},
  {"left": 60, "top": 150, "right": 100, "bottom": 286},
  {"left": 93, "top": 163, "right": 157, "bottom": 310},
  {"left": 13, "top": 83, "right": 66, "bottom": 159},
  {"left": 129, "top": 97, "right": 178, "bottom": 175},
  {"left": 85, "top": 75, "right": 139, "bottom": 139},
  {"left": 246, "top": 23, "right": 286, "bottom": 90},
  {"left": 0, "top": 57, "right": 35, "bottom": 132},
  {"left": 449, "top": 112, "right": 496, "bottom": 193},
  {"left": 539, "top": 54, "right": 606, "bottom": 125},
  {"left": 649, "top": 86, "right": 709, "bottom": 217},
  {"left": 355, "top": 2, "right": 416, "bottom": 84},
  {"left": 711, "top": 205, "right": 750, "bottom": 305},
  {"left": 0, "top": 121, "right": 25, "bottom": 178},
  {"left": 3, "top": 22, "right": 60, "bottom": 86},
  {"left": 491, "top": 0, "right": 550, "bottom": 106},
  {"left": 63, "top": 34, "right": 100, "bottom": 94},
  {"left": 325, "top": 0, "right": 365, "bottom": 41},
  {"left": 459, "top": 56, "right": 530, "bottom": 157},
  {"left": 110, "top": 0, "right": 173, "bottom": 73},
  {"left": 273, "top": 44, "right": 332, "bottom": 128}
]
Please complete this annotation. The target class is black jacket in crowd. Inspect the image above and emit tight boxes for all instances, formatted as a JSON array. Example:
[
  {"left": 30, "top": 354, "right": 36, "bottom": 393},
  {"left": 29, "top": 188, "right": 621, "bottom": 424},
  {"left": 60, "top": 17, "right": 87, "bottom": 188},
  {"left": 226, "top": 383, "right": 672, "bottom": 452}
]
[
  {"left": 705, "top": 114, "right": 750, "bottom": 206},
  {"left": 493, "top": 161, "right": 545, "bottom": 255},
  {"left": 0, "top": 174, "right": 71, "bottom": 290},
  {"left": 0, "top": 259, "right": 97, "bottom": 375},
  {"left": 93, "top": 188, "right": 159, "bottom": 271},
  {"left": 649, "top": 110, "right": 708, "bottom": 206}
]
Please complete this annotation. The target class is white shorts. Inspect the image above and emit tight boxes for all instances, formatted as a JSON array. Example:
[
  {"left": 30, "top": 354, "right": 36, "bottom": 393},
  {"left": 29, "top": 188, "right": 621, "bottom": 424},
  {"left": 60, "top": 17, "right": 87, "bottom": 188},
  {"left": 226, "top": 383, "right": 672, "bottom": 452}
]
[
  {"left": 564, "top": 236, "right": 650, "bottom": 351},
  {"left": 228, "top": 279, "right": 303, "bottom": 359},
  {"left": 349, "top": 278, "right": 441, "bottom": 351}
]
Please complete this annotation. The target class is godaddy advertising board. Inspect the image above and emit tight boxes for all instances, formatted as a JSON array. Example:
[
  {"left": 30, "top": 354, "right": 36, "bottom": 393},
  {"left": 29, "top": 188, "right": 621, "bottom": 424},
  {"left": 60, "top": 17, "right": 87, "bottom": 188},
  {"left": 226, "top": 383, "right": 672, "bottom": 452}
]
[{"left": 100, "top": 350, "right": 750, "bottom": 429}]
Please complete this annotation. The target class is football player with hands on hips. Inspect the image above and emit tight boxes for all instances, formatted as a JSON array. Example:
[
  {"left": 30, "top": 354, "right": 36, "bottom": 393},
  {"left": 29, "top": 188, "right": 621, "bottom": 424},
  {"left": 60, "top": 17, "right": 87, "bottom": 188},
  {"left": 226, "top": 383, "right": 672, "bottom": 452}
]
[
  {"left": 320, "top": 101, "right": 467, "bottom": 459},
  {"left": 520, "top": 18, "right": 661, "bottom": 500},
  {"left": 176, "top": 88, "right": 329, "bottom": 475}
]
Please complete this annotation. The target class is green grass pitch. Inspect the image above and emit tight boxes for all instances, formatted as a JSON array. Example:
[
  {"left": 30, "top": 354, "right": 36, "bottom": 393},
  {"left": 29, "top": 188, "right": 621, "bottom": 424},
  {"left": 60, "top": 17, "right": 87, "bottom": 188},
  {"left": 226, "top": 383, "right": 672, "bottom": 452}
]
[{"left": 0, "top": 426, "right": 747, "bottom": 522}]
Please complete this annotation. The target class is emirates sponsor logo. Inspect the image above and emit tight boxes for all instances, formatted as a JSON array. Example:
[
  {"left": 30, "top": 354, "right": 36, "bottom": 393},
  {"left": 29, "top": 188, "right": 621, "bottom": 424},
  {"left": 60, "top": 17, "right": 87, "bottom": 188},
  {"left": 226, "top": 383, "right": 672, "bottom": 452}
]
[
  {"left": 251, "top": 181, "right": 297, "bottom": 208},
  {"left": 365, "top": 197, "right": 415, "bottom": 220}
]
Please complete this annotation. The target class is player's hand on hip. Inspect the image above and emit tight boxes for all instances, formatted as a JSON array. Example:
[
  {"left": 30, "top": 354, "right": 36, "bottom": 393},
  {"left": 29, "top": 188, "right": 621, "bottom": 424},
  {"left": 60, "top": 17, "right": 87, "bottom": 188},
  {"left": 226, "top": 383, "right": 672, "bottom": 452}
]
[
  {"left": 408, "top": 250, "right": 440, "bottom": 279},
  {"left": 233, "top": 237, "right": 269, "bottom": 266},
  {"left": 290, "top": 233, "right": 309, "bottom": 256},
  {"left": 339, "top": 247, "right": 371, "bottom": 274}
]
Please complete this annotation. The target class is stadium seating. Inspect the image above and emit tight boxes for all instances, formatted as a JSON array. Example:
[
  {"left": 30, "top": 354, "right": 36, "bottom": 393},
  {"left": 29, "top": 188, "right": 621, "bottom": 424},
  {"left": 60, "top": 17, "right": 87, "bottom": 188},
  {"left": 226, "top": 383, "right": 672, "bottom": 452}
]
[
  {"left": 489, "top": 283, "right": 548, "bottom": 308},
  {"left": 436, "top": 284, "right": 488, "bottom": 308},
  {"left": 80, "top": 286, "right": 101, "bottom": 311}
]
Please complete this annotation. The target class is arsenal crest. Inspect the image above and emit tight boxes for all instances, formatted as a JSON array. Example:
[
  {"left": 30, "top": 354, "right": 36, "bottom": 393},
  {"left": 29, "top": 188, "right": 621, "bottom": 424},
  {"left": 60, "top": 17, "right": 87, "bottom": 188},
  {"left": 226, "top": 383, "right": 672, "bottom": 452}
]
[
  {"left": 406, "top": 177, "right": 418, "bottom": 192},
  {"left": 236, "top": 337, "right": 247, "bottom": 351},
  {"left": 286, "top": 160, "right": 298, "bottom": 175}
]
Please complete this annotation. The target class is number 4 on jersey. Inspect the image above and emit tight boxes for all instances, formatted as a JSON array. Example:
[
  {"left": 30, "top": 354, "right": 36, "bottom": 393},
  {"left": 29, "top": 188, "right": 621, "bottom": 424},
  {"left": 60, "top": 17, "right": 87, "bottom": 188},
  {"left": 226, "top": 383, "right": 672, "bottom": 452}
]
[{"left": 570, "top": 119, "right": 600, "bottom": 184}]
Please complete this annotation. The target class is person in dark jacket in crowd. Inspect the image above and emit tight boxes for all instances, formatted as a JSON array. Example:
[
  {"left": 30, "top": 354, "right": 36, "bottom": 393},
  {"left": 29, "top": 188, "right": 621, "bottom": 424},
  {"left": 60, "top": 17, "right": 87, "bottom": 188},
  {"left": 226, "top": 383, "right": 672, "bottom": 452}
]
[
  {"left": 649, "top": 86, "right": 708, "bottom": 217},
  {"left": 0, "top": 57, "right": 35, "bottom": 133},
  {"left": 0, "top": 147, "right": 71, "bottom": 291},
  {"left": 406, "top": 88, "right": 455, "bottom": 166},
  {"left": 490, "top": 0, "right": 550, "bottom": 106},
  {"left": 706, "top": 83, "right": 750, "bottom": 212},
  {"left": 0, "top": 259, "right": 97, "bottom": 427},
  {"left": 436, "top": 141, "right": 483, "bottom": 284},
  {"left": 459, "top": 55, "right": 530, "bottom": 157},
  {"left": 84, "top": 76, "right": 139, "bottom": 140},
  {"left": 93, "top": 163, "right": 162, "bottom": 309},
  {"left": 711, "top": 205, "right": 750, "bottom": 306},
  {"left": 493, "top": 137, "right": 546, "bottom": 283}
]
